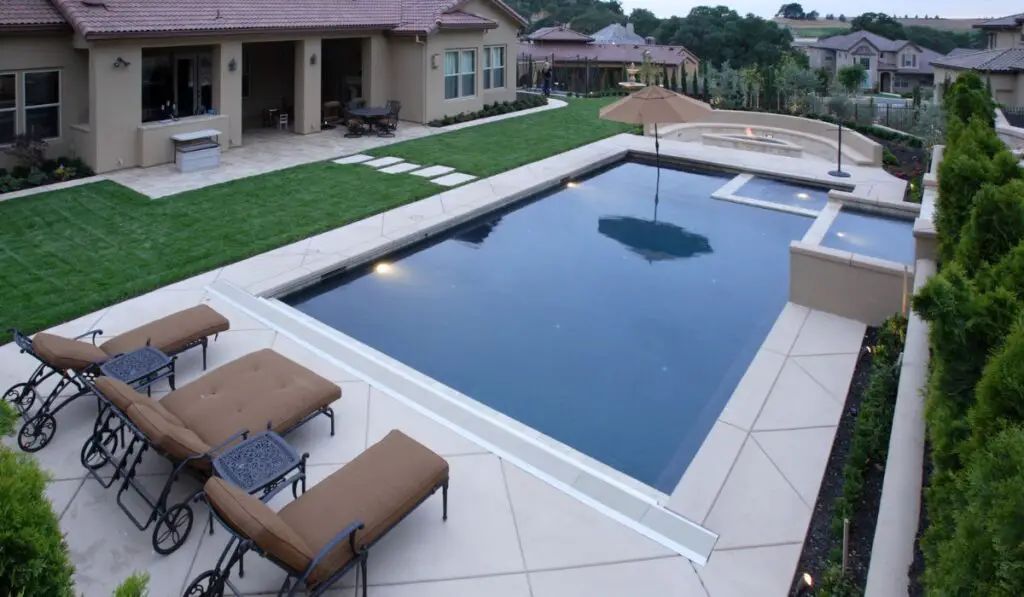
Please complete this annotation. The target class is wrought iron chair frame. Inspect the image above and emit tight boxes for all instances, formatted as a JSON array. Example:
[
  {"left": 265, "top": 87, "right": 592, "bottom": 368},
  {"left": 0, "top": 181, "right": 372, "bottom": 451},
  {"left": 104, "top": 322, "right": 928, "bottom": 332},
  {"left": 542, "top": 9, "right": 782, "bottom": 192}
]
[{"left": 80, "top": 376, "right": 331, "bottom": 555}]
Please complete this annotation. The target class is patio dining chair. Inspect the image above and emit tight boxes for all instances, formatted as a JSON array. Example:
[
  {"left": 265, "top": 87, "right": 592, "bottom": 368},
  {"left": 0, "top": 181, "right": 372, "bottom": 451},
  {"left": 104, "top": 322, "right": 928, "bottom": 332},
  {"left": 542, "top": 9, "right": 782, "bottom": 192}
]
[{"left": 376, "top": 100, "right": 401, "bottom": 137}]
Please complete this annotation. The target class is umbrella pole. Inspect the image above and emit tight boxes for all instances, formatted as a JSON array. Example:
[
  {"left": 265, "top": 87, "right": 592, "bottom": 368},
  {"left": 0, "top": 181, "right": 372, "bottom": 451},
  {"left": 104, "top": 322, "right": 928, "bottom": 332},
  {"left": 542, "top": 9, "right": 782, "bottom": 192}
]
[{"left": 655, "top": 122, "right": 661, "bottom": 206}]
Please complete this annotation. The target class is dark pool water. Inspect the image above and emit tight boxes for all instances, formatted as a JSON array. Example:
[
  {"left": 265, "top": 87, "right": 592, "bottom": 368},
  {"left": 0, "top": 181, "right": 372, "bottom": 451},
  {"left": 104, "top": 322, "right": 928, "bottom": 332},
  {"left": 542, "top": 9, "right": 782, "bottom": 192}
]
[
  {"left": 821, "top": 210, "right": 915, "bottom": 265},
  {"left": 286, "top": 162, "right": 811, "bottom": 492},
  {"left": 736, "top": 177, "right": 831, "bottom": 212}
]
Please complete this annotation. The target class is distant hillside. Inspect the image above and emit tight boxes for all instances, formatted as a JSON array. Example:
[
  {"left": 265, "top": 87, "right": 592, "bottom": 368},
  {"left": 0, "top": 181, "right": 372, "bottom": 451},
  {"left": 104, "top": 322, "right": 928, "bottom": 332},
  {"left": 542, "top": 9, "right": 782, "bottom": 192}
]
[{"left": 774, "top": 17, "right": 988, "bottom": 34}]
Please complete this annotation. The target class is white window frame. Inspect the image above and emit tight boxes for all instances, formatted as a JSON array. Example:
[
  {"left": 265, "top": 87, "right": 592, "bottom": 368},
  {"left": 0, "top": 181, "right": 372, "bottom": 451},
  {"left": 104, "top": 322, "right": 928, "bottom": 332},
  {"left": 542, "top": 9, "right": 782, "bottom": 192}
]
[
  {"left": 0, "top": 72, "right": 16, "bottom": 146},
  {"left": 483, "top": 45, "right": 505, "bottom": 90},
  {"left": 444, "top": 49, "right": 476, "bottom": 100},
  {"left": 22, "top": 69, "right": 61, "bottom": 142}
]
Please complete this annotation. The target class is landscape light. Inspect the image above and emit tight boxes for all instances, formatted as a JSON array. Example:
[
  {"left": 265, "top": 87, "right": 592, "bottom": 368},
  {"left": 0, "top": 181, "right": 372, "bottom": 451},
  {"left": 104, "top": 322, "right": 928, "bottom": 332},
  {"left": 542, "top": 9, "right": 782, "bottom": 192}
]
[{"left": 796, "top": 192, "right": 809, "bottom": 200}]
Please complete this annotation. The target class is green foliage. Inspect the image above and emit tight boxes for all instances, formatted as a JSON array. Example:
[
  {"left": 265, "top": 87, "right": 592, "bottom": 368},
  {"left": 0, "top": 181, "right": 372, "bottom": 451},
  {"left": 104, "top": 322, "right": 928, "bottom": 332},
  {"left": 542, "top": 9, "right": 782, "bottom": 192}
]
[
  {"left": 935, "top": 118, "right": 1020, "bottom": 262},
  {"left": 0, "top": 404, "right": 75, "bottom": 597},
  {"left": 883, "top": 147, "right": 900, "bottom": 167},
  {"left": 922, "top": 426, "right": 1024, "bottom": 596},
  {"left": 967, "top": 318, "right": 1024, "bottom": 456},
  {"left": 113, "top": 572, "right": 149, "bottom": 597},
  {"left": 428, "top": 95, "right": 547, "bottom": 127},
  {"left": 943, "top": 72, "right": 995, "bottom": 128},
  {"left": 956, "top": 181, "right": 1024, "bottom": 276},
  {"left": 837, "top": 64, "right": 867, "bottom": 93},
  {"left": 850, "top": 12, "right": 905, "bottom": 40}
]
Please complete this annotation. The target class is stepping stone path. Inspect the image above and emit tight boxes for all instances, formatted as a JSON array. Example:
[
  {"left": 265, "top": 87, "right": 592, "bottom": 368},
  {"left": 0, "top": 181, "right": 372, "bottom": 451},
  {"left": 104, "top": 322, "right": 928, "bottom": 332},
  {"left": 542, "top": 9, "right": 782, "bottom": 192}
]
[{"left": 332, "top": 154, "right": 476, "bottom": 187}]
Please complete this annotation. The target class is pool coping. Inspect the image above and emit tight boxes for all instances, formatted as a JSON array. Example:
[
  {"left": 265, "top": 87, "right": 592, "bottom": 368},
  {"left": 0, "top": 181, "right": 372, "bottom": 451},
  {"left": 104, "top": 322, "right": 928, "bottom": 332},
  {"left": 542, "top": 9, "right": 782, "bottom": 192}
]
[{"left": 222, "top": 134, "right": 901, "bottom": 569}]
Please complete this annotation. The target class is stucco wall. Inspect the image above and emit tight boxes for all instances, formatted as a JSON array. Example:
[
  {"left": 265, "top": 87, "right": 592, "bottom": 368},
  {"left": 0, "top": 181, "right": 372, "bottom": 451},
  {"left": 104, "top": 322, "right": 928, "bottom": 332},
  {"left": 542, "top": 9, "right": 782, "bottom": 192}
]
[
  {"left": 423, "top": 0, "right": 519, "bottom": 123},
  {"left": 0, "top": 32, "right": 88, "bottom": 171},
  {"left": 388, "top": 38, "right": 426, "bottom": 123}
]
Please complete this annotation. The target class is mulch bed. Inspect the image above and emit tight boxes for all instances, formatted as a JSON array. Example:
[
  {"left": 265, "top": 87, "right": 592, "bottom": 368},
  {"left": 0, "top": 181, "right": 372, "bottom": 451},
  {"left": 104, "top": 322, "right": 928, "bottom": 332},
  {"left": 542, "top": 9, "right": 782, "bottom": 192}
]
[
  {"left": 867, "top": 134, "right": 928, "bottom": 203},
  {"left": 793, "top": 327, "right": 886, "bottom": 593}
]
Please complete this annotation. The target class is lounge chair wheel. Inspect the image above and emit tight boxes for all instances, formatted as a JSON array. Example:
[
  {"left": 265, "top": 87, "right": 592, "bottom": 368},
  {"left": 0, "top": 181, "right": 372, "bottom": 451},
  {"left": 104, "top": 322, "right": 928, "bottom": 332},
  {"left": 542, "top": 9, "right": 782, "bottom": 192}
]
[
  {"left": 183, "top": 570, "right": 224, "bottom": 597},
  {"left": 153, "top": 503, "right": 194, "bottom": 555},
  {"left": 3, "top": 382, "right": 38, "bottom": 415},
  {"left": 80, "top": 428, "right": 119, "bottom": 470},
  {"left": 17, "top": 413, "right": 56, "bottom": 452}
]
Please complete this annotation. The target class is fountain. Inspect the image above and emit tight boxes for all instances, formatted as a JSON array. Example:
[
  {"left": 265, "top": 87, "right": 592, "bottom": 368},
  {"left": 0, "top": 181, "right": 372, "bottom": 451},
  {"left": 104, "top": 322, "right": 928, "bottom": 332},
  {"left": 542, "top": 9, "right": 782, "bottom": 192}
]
[{"left": 618, "top": 63, "right": 645, "bottom": 90}]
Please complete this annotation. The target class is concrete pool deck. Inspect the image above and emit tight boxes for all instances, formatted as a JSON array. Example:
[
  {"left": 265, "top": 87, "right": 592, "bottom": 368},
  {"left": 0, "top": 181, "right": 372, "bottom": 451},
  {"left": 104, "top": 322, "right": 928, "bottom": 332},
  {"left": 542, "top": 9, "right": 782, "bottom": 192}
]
[{"left": 1, "top": 133, "right": 898, "bottom": 596}]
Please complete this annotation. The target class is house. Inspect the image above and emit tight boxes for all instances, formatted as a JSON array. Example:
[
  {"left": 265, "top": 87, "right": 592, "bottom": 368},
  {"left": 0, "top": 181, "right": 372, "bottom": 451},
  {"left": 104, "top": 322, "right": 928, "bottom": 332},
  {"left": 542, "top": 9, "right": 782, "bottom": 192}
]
[
  {"left": 802, "top": 30, "right": 941, "bottom": 93},
  {"left": 516, "top": 25, "right": 699, "bottom": 93},
  {"left": 0, "top": 0, "right": 527, "bottom": 174},
  {"left": 931, "top": 13, "right": 1024, "bottom": 105}
]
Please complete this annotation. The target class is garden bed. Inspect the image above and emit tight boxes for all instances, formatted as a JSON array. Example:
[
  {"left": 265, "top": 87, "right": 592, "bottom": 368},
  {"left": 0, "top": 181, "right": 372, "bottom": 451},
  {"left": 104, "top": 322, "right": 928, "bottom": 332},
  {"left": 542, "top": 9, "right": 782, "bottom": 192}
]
[
  {"left": 0, "top": 136, "right": 94, "bottom": 196},
  {"left": 874, "top": 135, "right": 927, "bottom": 203},
  {"left": 793, "top": 316, "right": 907, "bottom": 595},
  {"left": 428, "top": 93, "right": 547, "bottom": 127}
]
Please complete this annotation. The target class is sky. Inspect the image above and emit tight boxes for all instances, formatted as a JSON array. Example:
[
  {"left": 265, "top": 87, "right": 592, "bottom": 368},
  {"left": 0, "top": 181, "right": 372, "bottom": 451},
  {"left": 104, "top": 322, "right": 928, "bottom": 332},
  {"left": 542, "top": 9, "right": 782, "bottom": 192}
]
[{"left": 616, "top": 0, "right": 1020, "bottom": 20}]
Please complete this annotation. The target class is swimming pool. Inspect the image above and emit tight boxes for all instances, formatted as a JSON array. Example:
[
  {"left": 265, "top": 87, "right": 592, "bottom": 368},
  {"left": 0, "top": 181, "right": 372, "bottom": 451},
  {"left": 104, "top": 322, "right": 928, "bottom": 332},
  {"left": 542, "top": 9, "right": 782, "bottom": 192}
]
[{"left": 285, "top": 161, "right": 812, "bottom": 492}]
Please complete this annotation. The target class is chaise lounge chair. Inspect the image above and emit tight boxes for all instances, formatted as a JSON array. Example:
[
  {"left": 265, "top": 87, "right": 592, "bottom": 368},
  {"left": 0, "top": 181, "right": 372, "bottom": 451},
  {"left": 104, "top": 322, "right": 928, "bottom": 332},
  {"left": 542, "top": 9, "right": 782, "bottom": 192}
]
[
  {"left": 5, "top": 304, "right": 230, "bottom": 452},
  {"left": 183, "top": 430, "right": 449, "bottom": 597},
  {"left": 81, "top": 348, "right": 340, "bottom": 555}
]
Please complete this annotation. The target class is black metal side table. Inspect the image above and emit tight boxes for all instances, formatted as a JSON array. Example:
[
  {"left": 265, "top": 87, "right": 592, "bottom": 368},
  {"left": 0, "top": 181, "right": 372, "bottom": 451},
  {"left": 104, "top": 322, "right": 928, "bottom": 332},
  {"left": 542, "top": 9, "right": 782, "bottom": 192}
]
[
  {"left": 212, "top": 431, "right": 307, "bottom": 498},
  {"left": 99, "top": 346, "right": 176, "bottom": 393}
]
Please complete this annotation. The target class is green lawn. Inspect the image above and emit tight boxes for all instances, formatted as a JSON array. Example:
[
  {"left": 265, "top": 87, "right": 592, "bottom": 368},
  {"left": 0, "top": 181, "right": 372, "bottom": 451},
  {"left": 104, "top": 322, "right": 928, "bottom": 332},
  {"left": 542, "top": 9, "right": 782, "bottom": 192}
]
[
  {"left": 370, "top": 98, "right": 634, "bottom": 177},
  {"left": 0, "top": 98, "right": 630, "bottom": 342}
]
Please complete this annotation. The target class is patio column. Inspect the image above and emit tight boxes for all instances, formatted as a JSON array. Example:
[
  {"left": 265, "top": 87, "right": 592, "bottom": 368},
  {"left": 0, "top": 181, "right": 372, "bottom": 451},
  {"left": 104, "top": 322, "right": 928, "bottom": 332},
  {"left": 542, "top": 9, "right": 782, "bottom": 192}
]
[
  {"left": 361, "top": 34, "right": 391, "bottom": 107},
  {"left": 88, "top": 44, "right": 142, "bottom": 173},
  {"left": 213, "top": 41, "right": 243, "bottom": 148},
  {"left": 294, "top": 37, "right": 322, "bottom": 134}
]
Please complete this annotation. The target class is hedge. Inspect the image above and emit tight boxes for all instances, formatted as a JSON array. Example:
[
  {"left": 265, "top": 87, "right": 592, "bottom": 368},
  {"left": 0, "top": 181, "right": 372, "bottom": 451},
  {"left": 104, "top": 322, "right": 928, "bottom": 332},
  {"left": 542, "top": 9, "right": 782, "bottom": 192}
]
[
  {"left": 0, "top": 402, "right": 75, "bottom": 597},
  {"left": 428, "top": 94, "right": 547, "bottom": 127},
  {"left": 912, "top": 70, "right": 1024, "bottom": 597}
]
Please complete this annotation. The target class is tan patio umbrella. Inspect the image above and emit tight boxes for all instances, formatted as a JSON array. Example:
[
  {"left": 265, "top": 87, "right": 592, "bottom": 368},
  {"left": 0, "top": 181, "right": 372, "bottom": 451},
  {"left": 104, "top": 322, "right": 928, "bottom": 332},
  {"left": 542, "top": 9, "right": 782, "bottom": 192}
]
[{"left": 599, "top": 86, "right": 712, "bottom": 171}]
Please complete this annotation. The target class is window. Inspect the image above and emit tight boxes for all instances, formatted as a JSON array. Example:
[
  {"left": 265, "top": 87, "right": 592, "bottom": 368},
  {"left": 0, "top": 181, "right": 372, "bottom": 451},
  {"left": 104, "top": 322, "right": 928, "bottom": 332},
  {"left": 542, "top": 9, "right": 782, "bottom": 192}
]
[
  {"left": 141, "top": 47, "right": 213, "bottom": 122},
  {"left": 23, "top": 71, "right": 59, "bottom": 139},
  {"left": 895, "top": 76, "right": 908, "bottom": 88},
  {"left": 0, "top": 74, "right": 14, "bottom": 145},
  {"left": 858, "top": 57, "right": 871, "bottom": 69},
  {"left": 483, "top": 46, "right": 505, "bottom": 90},
  {"left": 444, "top": 49, "right": 475, "bottom": 99}
]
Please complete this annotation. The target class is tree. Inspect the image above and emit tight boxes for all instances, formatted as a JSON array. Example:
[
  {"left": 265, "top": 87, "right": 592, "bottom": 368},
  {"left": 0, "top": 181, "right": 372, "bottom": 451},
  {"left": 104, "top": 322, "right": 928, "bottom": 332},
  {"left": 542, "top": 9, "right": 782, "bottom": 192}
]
[
  {"left": 825, "top": 13, "right": 834, "bottom": 19},
  {"left": 691, "top": 69, "right": 699, "bottom": 96},
  {"left": 806, "top": 10, "right": 819, "bottom": 20},
  {"left": 628, "top": 8, "right": 660, "bottom": 39},
  {"left": 838, "top": 14, "right": 846, "bottom": 22},
  {"left": 850, "top": 12, "right": 906, "bottom": 40},
  {"left": 776, "top": 3, "right": 805, "bottom": 19},
  {"left": 837, "top": 63, "right": 867, "bottom": 93},
  {"left": 945, "top": 71, "right": 995, "bottom": 128}
]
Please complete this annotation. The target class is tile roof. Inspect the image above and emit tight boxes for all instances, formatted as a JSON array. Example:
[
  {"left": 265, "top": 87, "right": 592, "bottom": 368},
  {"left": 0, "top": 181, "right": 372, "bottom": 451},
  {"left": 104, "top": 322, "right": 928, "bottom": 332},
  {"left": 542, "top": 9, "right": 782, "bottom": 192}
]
[
  {"left": 436, "top": 9, "right": 496, "bottom": 29},
  {"left": 526, "top": 25, "right": 593, "bottom": 42},
  {"left": 974, "top": 12, "right": 1024, "bottom": 29},
  {"left": 809, "top": 30, "right": 909, "bottom": 52},
  {"left": 0, "top": 0, "right": 67, "bottom": 28},
  {"left": 518, "top": 41, "right": 697, "bottom": 65},
  {"left": 931, "top": 47, "right": 1024, "bottom": 72},
  {"left": 7, "top": 0, "right": 525, "bottom": 38}
]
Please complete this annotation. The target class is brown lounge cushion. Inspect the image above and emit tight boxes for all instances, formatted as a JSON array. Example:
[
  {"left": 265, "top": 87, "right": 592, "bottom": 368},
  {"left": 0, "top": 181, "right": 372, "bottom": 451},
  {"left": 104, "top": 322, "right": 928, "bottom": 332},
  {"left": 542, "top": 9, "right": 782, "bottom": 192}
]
[
  {"left": 30, "top": 305, "right": 229, "bottom": 372},
  {"left": 205, "top": 430, "right": 448, "bottom": 587},
  {"left": 104, "top": 349, "right": 339, "bottom": 464},
  {"left": 100, "top": 304, "right": 229, "bottom": 356}
]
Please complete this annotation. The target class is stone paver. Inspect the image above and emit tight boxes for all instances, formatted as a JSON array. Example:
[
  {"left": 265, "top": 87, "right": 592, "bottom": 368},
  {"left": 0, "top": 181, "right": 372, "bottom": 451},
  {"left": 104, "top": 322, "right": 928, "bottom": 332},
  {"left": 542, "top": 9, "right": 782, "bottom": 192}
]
[
  {"left": 411, "top": 165, "right": 455, "bottom": 178},
  {"left": 364, "top": 156, "right": 405, "bottom": 168},
  {"left": 432, "top": 172, "right": 477, "bottom": 186},
  {"left": 379, "top": 162, "right": 422, "bottom": 174},
  {"left": 333, "top": 153, "right": 374, "bottom": 164}
]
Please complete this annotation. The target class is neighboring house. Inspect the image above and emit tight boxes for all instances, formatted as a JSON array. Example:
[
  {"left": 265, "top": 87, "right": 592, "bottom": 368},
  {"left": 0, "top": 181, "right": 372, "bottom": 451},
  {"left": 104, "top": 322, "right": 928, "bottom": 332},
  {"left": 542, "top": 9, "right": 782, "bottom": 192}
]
[
  {"left": 0, "top": 0, "right": 527, "bottom": 174},
  {"left": 802, "top": 30, "right": 940, "bottom": 93},
  {"left": 931, "top": 13, "right": 1024, "bottom": 105},
  {"left": 517, "top": 25, "right": 699, "bottom": 92},
  {"left": 590, "top": 22, "right": 647, "bottom": 45}
]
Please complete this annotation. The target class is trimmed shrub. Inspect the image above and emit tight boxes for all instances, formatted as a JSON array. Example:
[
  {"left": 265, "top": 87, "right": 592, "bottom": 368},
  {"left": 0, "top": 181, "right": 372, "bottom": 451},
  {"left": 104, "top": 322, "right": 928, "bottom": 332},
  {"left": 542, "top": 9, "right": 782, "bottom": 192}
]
[
  {"left": 956, "top": 180, "right": 1024, "bottom": 275},
  {"left": 966, "top": 317, "right": 1024, "bottom": 454},
  {"left": 923, "top": 426, "right": 1024, "bottom": 596},
  {"left": 113, "top": 572, "right": 150, "bottom": 597},
  {"left": 977, "top": 241, "right": 1024, "bottom": 299},
  {"left": 0, "top": 404, "right": 75, "bottom": 597},
  {"left": 943, "top": 71, "right": 995, "bottom": 128}
]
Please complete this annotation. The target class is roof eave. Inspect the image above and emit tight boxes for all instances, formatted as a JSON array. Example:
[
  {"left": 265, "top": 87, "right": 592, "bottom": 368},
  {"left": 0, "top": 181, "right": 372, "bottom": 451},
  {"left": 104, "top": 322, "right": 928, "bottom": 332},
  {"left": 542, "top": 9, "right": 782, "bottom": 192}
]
[
  {"left": 438, "top": 22, "right": 498, "bottom": 31},
  {"left": 82, "top": 23, "right": 393, "bottom": 41},
  {"left": 0, "top": 23, "right": 70, "bottom": 34}
]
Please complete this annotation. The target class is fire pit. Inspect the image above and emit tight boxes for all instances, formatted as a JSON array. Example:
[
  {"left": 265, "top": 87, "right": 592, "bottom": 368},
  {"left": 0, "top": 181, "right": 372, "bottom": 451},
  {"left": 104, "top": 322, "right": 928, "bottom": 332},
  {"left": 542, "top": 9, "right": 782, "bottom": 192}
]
[{"left": 700, "top": 128, "right": 803, "bottom": 157}]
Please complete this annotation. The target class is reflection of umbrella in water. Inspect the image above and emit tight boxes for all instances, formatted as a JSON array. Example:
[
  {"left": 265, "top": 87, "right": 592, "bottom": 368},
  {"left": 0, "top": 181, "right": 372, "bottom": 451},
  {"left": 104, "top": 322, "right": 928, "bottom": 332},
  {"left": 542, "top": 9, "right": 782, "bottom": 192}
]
[{"left": 598, "top": 215, "right": 712, "bottom": 263}]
